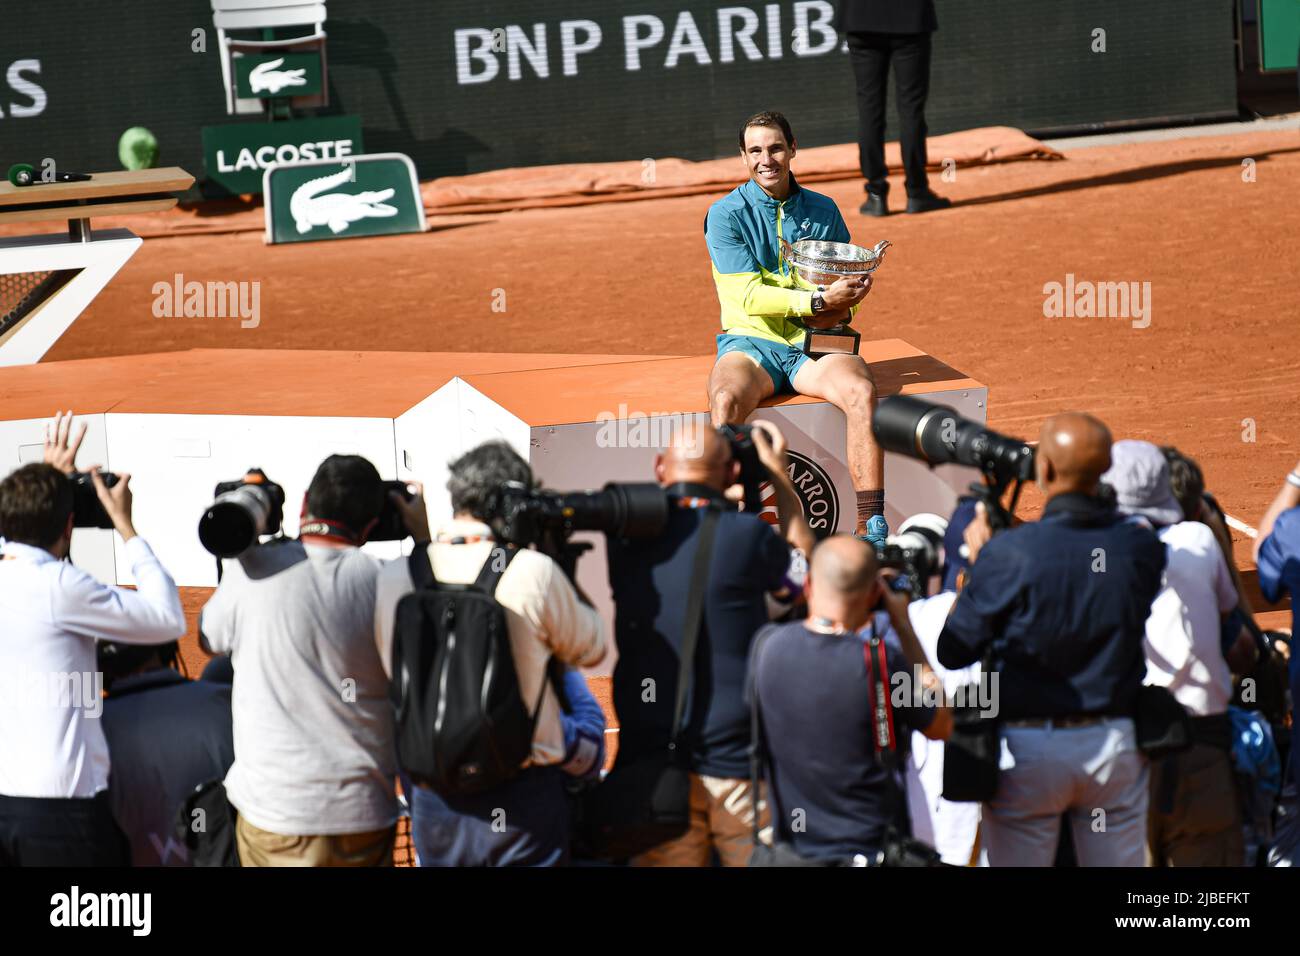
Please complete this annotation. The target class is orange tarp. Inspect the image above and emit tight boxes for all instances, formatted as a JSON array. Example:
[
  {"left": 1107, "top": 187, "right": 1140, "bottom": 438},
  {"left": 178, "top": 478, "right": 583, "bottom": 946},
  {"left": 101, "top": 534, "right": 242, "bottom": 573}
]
[{"left": 0, "top": 127, "right": 1058, "bottom": 240}]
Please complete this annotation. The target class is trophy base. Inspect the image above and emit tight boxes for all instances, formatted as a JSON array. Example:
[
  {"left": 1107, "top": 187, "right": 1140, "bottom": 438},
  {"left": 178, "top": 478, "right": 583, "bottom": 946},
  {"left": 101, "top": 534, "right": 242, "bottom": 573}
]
[{"left": 802, "top": 326, "right": 861, "bottom": 360}]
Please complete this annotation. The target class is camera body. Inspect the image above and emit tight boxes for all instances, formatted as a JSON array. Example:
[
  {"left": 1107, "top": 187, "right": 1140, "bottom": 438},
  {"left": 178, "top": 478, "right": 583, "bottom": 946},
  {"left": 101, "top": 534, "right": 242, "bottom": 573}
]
[
  {"left": 198, "top": 469, "right": 419, "bottom": 558},
  {"left": 715, "top": 423, "right": 768, "bottom": 513},
  {"left": 876, "top": 513, "right": 948, "bottom": 600},
  {"left": 69, "top": 471, "right": 121, "bottom": 529}
]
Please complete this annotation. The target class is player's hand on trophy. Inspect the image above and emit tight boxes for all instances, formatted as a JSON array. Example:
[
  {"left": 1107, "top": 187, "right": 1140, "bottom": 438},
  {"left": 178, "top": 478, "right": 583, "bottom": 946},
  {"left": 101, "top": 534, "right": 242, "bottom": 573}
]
[{"left": 823, "top": 275, "right": 871, "bottom": 310}]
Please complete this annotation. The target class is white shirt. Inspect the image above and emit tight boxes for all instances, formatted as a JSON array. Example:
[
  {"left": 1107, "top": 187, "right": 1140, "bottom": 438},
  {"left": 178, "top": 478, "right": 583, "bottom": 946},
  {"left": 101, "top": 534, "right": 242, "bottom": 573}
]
[
  {"left": 374, "top": 519, "right": 606, "bottom": 767},
  {"left": 1143, "top": 521, "right": 1238, "bottom": 716},
  {"left": 200, "top": 540, "right": 398, "bottom": 836},
  {"left": 905, "top": 590, "right": 983, "bottom": 866},
  {"left": 0, "top": 538, "right": 185, "bottom": 798}
]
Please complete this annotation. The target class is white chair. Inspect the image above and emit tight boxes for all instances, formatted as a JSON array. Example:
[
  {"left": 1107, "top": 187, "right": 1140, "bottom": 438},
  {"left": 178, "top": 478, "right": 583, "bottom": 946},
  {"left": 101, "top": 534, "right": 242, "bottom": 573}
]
[{"left": 210, "top": 0, "right": 329, "bottom": 115}]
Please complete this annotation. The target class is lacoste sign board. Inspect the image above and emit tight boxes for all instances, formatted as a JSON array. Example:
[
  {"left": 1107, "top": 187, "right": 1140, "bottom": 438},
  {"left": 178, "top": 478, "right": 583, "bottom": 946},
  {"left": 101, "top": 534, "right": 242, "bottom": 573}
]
[
  {"left": 263, "top": 153, "right": 426, "bottom": 244},
  {"left": 201, "top": 115, "right": 363, "bottom": 195},
  {"left": 234, "top": 52, "right": 324, "bottom": 99}
]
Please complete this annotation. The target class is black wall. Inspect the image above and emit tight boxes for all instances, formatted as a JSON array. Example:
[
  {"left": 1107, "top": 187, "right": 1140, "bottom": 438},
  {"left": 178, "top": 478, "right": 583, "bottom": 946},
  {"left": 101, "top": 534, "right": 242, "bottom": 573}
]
[{"left": 0, "top": 0, "right": 1237, "bottom": 186}]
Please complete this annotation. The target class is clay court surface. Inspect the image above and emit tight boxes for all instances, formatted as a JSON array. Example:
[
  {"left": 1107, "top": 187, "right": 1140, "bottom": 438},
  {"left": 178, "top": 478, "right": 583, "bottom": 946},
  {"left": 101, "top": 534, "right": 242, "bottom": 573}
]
[
  {"left": 12, "top": 125, "right": 1300, "bottom": 657},
  {"left": 38, "top": 125, "right": 1300, "bottom": 544}
]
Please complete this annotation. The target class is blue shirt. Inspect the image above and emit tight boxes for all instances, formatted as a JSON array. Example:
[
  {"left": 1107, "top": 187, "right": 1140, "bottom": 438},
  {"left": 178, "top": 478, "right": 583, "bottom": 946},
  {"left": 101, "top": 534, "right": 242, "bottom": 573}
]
[
  {"left": 754, "top": 616, "right": 936, "bottom": 860},
  {"left": 937, "top": 492, "right": 1167, "bottom": 720},
  {"left": 1255, "top": 505, "right": 1300, "bottom": 792},
  {"left": 607, "top": 486, "right": 791, "bottom": 779}
]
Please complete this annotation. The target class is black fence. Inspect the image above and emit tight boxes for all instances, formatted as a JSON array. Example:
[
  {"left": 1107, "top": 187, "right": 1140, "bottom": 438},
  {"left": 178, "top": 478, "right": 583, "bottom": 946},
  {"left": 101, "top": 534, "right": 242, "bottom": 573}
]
[{"left": 0, "top": 0, "right": 1237, "bottom": 190}]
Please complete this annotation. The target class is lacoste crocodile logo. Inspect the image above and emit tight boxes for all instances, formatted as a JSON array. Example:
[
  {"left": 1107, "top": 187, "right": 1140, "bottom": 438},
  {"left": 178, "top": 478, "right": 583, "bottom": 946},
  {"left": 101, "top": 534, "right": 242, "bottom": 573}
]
[
  {"left": 249, "top": 58, "right": 308, "bottom": 95},
  {"left": 289, "top": 167, "right": 398, "bottom": 235}
]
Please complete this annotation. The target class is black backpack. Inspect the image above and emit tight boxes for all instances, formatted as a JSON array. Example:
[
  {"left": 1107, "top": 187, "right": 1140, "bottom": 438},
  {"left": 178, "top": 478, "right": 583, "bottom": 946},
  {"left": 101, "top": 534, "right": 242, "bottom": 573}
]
[{"left": 389, "top": 544, "right": 553, "bottom": 797}]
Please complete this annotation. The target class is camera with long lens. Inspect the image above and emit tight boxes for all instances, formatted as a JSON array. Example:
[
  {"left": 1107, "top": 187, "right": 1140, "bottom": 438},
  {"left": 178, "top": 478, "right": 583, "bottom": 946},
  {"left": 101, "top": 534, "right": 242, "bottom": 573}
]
[
  {"left": 716, "top": 423, "right": 770, "bottom": 513},
  {"left": 69, "top": 471, "right": 120, "bottom": 529},
  {"left": 876, "top": 513, "right": 948, "bottom": 600},
  {"left": 369, "top": 480, "right": 417, "bottom": 542},
  {"left": 198, "top": 469, "right": 286, "bottom": 558},
  {"left": 492, "top": 480, "right": 670, "bottom": 580},
  {"left": 873, "top": 395, "right": 1035, "bottom": 530}
]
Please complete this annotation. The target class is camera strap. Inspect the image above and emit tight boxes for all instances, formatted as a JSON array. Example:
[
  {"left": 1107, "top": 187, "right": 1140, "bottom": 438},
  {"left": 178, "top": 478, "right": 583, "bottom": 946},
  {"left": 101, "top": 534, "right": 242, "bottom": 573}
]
[
  {"left": 669, "top": 505, "right": 721, "bottom": 758},
  {"left": 862, "top": 621, "right": 899, "bottom": 767},
  {"left": 300, "top": 517, "right": 363, "bottom": 547}
]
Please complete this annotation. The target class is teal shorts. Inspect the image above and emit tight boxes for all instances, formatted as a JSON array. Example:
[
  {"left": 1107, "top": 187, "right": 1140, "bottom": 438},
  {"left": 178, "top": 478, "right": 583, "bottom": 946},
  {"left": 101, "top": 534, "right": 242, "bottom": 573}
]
[{"left": 715, "top": 333, "right": 809, "bottom": 395}]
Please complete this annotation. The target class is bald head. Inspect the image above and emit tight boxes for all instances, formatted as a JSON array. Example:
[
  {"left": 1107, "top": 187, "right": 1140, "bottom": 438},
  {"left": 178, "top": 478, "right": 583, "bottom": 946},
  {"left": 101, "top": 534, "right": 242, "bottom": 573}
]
[
  {"left": 655, "top": 422, "right": 736, "bottom": 491},
  {"left": 806, "top": 535, "right": 881, "bottom": 629},
  {"left": 1037, "top": 412, "right": 1113, "bottom": 497}
]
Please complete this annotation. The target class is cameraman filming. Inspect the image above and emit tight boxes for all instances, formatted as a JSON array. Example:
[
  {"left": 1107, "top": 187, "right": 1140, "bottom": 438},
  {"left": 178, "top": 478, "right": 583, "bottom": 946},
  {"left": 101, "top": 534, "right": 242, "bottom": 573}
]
[
  {"left": 0, "top": 411, "right": 185, "bottom": 866},
  {"left": 200, "top": 454, "right": 428, "bottom": 867},
  {"left": 605, "top": 419, "right": 813, "bottom": 866},
  {"left": 936, "top": 412, "right": 1167, "bottom": 866}
]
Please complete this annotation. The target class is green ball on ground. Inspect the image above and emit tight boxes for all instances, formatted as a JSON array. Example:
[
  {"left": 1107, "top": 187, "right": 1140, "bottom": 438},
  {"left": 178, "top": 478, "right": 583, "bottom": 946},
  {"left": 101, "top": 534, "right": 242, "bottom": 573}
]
[{"left": 118, "top": 127, "right": 159, "bottom": 170}]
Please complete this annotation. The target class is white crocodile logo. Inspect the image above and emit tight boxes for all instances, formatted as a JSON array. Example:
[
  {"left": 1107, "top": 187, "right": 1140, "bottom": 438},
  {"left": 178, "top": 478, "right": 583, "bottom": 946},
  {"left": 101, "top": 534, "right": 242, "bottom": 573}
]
[
  {"left": 289, "top": 167, "right": 398, "bottom": 235},
  {"left": 249, "top": 58, "right": 308, "bottom": 95}
]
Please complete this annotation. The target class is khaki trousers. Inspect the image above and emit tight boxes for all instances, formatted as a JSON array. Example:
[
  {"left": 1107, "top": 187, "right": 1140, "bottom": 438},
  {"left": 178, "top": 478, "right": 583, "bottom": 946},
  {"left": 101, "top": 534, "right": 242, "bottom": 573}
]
[
  {"left": 631, "top": 773, "right": 771, "bottom": 868},
  {"left": 1147, "top": 741, "right": 1244, "bottom": 867},
  {"left": 236, "top": 815, "right": 396, "bottom": 867}
]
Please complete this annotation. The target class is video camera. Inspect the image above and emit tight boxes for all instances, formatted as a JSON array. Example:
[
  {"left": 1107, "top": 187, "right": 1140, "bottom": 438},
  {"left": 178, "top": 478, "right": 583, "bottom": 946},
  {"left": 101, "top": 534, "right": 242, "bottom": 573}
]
[
  {"left": 872, "top": 395, "right": 1035, "bottom": 531},
  {"left": 68, "top": 471, "right": 121, "bottom": 529},
  {"left": 197, "top": 468, "right": 417, "bottom": 559}
]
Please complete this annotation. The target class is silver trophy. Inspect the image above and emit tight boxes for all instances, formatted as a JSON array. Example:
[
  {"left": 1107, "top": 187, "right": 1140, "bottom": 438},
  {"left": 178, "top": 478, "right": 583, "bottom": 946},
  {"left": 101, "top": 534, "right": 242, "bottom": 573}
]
[{"left": 780, "top": 238, "right": 891, "bottom": 359}]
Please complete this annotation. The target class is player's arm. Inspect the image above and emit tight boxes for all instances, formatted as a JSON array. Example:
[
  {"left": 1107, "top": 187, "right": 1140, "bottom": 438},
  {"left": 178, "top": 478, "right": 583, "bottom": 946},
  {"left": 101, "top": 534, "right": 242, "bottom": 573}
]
[{"left": 706, "top": 208, "right": 815, "bottom": 320}]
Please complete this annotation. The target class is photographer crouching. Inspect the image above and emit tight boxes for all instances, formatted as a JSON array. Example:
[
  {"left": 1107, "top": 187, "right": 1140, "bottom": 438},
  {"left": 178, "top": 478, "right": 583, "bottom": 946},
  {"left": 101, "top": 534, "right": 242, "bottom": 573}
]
[
  {"left": 0, "top": 412, "right": 185, "bottom": 866},
  {"left": 592, "top": 419, "right": 814, "bottom": 866}
]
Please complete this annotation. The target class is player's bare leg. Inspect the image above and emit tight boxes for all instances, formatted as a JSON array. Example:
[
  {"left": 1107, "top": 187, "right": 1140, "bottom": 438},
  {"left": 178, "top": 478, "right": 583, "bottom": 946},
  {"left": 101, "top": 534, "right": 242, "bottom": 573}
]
[
  {"left": 708, "top": 352, "right": 774, "bottom": 427},
  {"left": 791, "top": 353, "right": 885, "bottom": 540}
]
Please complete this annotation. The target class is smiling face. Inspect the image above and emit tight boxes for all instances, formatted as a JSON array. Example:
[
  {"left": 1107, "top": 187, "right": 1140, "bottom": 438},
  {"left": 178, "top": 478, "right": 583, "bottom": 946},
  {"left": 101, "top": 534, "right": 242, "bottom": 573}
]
[{"left": 741, "top": 123, "right": 795, "bottom": 199}]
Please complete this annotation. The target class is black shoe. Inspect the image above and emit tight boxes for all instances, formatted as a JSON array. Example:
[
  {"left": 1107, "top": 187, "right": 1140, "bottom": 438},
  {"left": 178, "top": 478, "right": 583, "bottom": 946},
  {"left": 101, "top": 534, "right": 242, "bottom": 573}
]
[
  {"left": 859, "top": 192, "right": 889, "bottom": 217},
  {"left": 905, "top": 192, "right": 952, "bottom": 214}
]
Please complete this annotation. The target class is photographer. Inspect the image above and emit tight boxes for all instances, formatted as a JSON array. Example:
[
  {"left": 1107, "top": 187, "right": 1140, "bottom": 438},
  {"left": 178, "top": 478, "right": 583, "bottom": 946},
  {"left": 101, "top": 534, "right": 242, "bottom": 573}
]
[
  {"left": 0, "top": 411, "right": 185, "bottom": 866},
  {"left": 936, "top": 412, "right": 1167, "bottom": 866},
  {"left": 604, "top": 419, "right": 811, "bottom": 867},
  {"left": 373, "top": 440, "right": 605, "bottom": 866},
  {"left": 200, "top": 454, "right": 427, "bottom": 867},
  {"left": 751, "top": 535, "right": 952, "bottom": 864}
]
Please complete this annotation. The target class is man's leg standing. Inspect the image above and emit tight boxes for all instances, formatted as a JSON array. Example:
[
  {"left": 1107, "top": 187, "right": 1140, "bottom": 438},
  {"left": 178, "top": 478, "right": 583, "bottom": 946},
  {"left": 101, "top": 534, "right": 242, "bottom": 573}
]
[
  {"left": 631, "top": 772, "right": 715, "bottom": 866},
  {"left": 1067, "top": 719, "right": 1149, "bottom": 867},
  {"left": 791, "top": 355, "right": 884, "bottom": 538},
  {"left": 890, "top": 32, "right": 934, "bottom": 199},
  {"left": 982, "top": 726, "right": 1075, "bottom": 866},
  {"left": 703, "top": 775, "right": 772, "bottom": 867},
  {"left": 847, "top": 33, "right": 892, "bottom": 199}
]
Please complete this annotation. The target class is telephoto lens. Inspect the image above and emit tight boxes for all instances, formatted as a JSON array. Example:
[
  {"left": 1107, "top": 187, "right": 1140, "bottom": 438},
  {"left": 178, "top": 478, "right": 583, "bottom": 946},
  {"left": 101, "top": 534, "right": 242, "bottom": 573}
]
[
  {"left": 198, "top": 469, "right": 285, "bottom": 558},
  {"left": 878, "top": 512, "right": 948, "bottom": 599},
  {"left": 873, "top": 395, "right": 1035, "bottom": 487}
]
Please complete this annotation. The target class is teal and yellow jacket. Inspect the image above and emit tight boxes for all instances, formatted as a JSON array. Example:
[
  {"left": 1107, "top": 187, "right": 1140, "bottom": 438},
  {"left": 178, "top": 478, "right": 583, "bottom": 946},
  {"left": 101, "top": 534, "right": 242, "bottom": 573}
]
[{"left": 705, "top": 176, "right": 854, "bottom": 347}]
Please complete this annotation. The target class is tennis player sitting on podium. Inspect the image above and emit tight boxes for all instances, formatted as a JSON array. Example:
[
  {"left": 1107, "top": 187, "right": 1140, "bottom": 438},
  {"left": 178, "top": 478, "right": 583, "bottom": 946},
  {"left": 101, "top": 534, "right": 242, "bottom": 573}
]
[{"left": 706, "top": 111, "right": 886, "bottom": 547}]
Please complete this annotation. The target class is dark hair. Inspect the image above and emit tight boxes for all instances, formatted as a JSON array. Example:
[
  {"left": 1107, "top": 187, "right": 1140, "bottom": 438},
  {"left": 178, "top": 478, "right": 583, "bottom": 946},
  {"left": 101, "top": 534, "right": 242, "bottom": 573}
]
[
  {"left": 739, "top": 111, "right": 795, "bottom": 150},
  {"left": 305, "top": 455, "right": 385, "bottom": 536},
  {"left": 98, "top": 640, "right": 181, "bottom": 692},
  {"left": 0, "top": 463, "right": 74, "bottom": 549},
  {"left": 447, "top": 440, "right": 533, "bottom": 522},
  {"left": 1161, "top": 446, "right": 1205, "bottom": 521}
]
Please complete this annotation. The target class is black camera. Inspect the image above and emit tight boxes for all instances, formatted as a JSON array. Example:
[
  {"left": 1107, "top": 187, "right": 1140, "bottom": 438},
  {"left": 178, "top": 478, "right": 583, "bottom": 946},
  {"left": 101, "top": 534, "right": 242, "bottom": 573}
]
[
  {"left": 876, "top": 513, "right": 947, "bottom": 600},
  {"left": 370, "top": 480, "right": 417, "bottom": 542},
  {"left": 873, "top": 395, "right": 1034, "bottom": 530},
  {"left": 716, "top": 423, "right": 771, "bottom": 513},
  {"left": 198, "top": 469, "right": 286, "bottom": 558},
  {"left": 494, "top": 481, "right": 669, "bottom": 549},
  {"left": 69, "top": 471, "right": 120, "bottom": 529}
]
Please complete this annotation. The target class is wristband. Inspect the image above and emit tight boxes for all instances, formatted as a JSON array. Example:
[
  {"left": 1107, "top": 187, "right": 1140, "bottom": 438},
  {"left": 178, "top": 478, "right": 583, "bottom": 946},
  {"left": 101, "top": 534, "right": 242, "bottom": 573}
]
[{"left": 1286, "top": 471, "right": 1300, "bottom": 489}]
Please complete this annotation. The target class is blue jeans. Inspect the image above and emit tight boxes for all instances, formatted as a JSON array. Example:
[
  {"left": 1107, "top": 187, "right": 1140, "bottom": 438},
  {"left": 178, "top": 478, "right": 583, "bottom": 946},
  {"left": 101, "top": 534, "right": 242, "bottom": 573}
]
[{"left": 409, "top": 766, "right": 570, "bottom": 867}]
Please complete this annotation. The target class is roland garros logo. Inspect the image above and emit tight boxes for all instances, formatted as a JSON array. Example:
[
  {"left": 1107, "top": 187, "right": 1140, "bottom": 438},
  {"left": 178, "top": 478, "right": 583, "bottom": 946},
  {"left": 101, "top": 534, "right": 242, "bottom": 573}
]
[{"left": 758, "top": 450, "right": 839, "bottom": 538}]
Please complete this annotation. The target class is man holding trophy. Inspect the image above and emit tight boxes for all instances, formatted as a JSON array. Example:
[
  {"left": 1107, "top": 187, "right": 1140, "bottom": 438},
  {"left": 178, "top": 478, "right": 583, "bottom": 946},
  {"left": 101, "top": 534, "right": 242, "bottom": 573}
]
[{"left": 706, "top": 111, "right": 892, "bottom": 547}]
